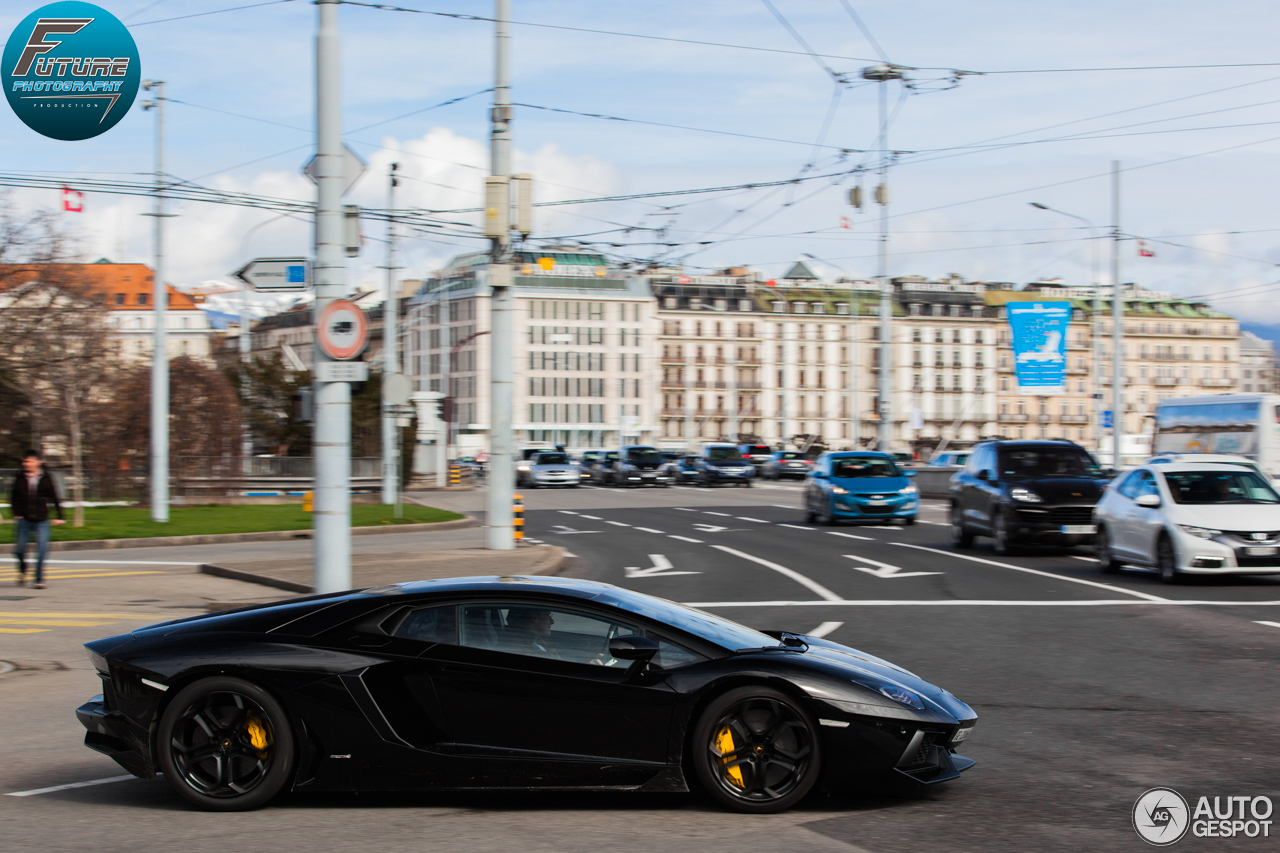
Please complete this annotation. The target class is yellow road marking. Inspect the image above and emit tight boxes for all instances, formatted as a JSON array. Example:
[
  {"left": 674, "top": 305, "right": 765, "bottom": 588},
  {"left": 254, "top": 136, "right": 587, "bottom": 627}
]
[
  {"left": 0, "top": 628, "right": 48, "bottom": 634},
  {"left": 0, "top": 571, "right": 166, "bottom": 580},
  {"left": 0, "top": 612, "right": 168, "bottom": 619},
  {"left": 0, "top": 619, "right": 114, "bottom": 627}
]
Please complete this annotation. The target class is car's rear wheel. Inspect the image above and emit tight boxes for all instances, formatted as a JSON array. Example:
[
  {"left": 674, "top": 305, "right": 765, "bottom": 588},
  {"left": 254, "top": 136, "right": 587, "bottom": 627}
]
[
  {"left": 1096, "top": 526, "right": 1122, "bottom": 573},
  {"left": 1157, "top": 535, "right": 1181, "bottom": 584},
  {"left": 992, "top": 511, "right": 1017, "bottom": 556},
  {"left": 950, "top": 504, "right": 973, "bottom": 548},
  {"left": 692, "top": 686, "right": 821, "bottom": 814},
  {"left": 157, "top": 676, "right": 295, "bottom": 811}
]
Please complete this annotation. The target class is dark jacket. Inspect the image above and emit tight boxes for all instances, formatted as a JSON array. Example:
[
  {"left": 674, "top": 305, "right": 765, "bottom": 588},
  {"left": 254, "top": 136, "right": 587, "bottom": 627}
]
[{"left": 9, "top": 471, "right": 63, "bottom": 523}]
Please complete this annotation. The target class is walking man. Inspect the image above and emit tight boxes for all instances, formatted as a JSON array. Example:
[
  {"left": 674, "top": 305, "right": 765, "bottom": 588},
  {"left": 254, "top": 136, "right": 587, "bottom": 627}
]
[{"left": 8, "top": 449, "right": 64, "bottom": 589}]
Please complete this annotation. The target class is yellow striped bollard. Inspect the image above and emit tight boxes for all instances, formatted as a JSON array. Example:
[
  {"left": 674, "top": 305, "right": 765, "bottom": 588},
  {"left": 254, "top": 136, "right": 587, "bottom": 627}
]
[{"left": 513, "top": 493, "right": 524, "bottom": 541}]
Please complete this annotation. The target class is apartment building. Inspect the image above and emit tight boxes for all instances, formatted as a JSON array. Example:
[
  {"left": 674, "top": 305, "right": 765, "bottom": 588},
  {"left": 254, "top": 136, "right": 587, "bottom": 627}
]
[
  {"left": 1239, "top": 331, "right": 1276, "bottom": 394},
  {"left": 403, "top": 248, "right": 656, "bottom": 452}
]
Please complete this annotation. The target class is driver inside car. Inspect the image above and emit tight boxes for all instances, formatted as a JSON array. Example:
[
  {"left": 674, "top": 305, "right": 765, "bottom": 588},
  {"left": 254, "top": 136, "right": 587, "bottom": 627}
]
[{"left": 502, "top": 607, "right": 560, "bottom": 659}]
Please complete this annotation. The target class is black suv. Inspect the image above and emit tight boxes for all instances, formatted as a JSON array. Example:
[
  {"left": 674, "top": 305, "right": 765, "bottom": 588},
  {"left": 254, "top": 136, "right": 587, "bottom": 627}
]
[{"left": 949, "top": 440, "right": 1110, "bottom": 554}]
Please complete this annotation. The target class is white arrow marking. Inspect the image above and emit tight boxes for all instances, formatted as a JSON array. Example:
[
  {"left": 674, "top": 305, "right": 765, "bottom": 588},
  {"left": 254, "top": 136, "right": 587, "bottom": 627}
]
[
  {"left": 625, "top": 554, "right": 700, "bottom": 578},
  {"left": 549, "top": 525, "right": 600, "bottom": 535},
  {"left": 692, "top": 523, "right": 730, "bottom": 533},
  {"left": 845, "top": 555, "right": 941, "bottom": 578}
]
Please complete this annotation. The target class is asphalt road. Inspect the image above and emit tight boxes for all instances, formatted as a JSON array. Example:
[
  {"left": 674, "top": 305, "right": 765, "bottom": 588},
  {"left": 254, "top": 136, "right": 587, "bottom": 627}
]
[{"left": 2, "top": 482, "right": 1278, "bottom": 852}]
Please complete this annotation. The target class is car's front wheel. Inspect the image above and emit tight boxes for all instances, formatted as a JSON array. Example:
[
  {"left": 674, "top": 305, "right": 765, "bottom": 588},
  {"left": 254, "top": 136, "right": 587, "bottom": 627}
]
[
  {"left": 992, "top": 511, "right": 1017, "bottom": 556},
  {"left": 1157, "top": 534, "right": 1181, "bottom": 584},
  {"left": 1096, "top": 526, "right": 1122, "bottom": 573},
  {"left": 950, "top": 503, "right": 973, "bottom": 548},
  {"left": 691, "top": 686, "right": 821, "bottom": 813},
  {"left": 157, "top": 676, "right": 295, "bottom": 811}
]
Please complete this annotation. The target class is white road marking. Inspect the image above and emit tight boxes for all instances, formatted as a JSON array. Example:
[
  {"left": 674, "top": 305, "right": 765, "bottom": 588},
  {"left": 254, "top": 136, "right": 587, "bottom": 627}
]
[
  {"left": 692, "top": 523, "right": 729, "bottom": 533},
  {"left": 808, "top": 621, "right": 844, "bottom": 638},
  {"left": 625, "top": 554, "right": 700, "bottom": 578},
  {"left": 606, "top": 521, "right": 631, "bottom": 527},
  {"left": 711, "top": 546, "right": 842, "bottom": 602},
  {"left": 772, "top": 505, "right": 795, "bottom": 509},
  {"left": 1256, "top": 621, "right": 1280, "bottom": 629},
  {"left": 673, "top": 508, "right": 696, "bottom": 512},
  {"left": 737, "top": 517, "right": 769, "bottom": 523},
  {"left": 892, "top": 543, "right": 1169, "bottom": 602},
  {"left": 778, "top": 524, "right": 816, "bottom": 531},
  {"left": 703, "top": 512, "right": 731, "bottom": 517},
  {"left": 1072, "top": 556, "right": 1100, "bottom": 562},
  {"left": 579, "top": 515, "right": 602, "bottom": 520},
  {"left": 687, "top": 599, "right": 1280, "bottom": 607},
  {"left": 916, "top": 520, "right": 948, "bottom": 526},
  {"left": 548, "top": 525, "right": 600, "bottom": 535},
  {"left": 845, "top": 555, "right": 942, "bottom": 579},
  {"left": 7, "top": 775, "right": 137, "bottom": 797},
  {"left": 669, "top": 535, "right": 704, "bottom": 544},
  {"left": 634, "top": 527, "right": 665, "bottom": 534},
  {"left": 557, "top": 510, "right": 579, "bottom": 515},
  {"left": 828, "top": 531, "right": 874, "bottom": 541}
]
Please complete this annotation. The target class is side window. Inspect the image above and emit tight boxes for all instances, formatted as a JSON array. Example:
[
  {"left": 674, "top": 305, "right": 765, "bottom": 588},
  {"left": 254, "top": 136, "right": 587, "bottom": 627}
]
[
  {"left": 981, "top": 446, "right": 998, "bottom": 479},
  {"left": 391, "top": 605, "right": 457, "bottom": 644},
  {"left": 1136, "top": 472, "right": 1160, "bottom": 499},
  {"left": 458, "top": 603, "right": 638, "bottom": 667},
  {"left": 653, "top": 638, "right": 707, "bottom": 669},
  {"left": 1118, "top": 471, "right": 1148, "bottom": 499}
]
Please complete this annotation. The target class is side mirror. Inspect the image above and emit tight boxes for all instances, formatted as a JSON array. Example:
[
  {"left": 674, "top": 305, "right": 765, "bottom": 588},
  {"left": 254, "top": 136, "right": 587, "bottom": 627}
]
[
  {"left": 1103, "top": 468, "right": 1117, "bottom": 478},
  {"left": 905, "top": 470, "right": 917, "bottom": 478},
  {"left": 1135, "top": 494, "right": 1161, "bottom": 508},
  {"left": 608, "top": 634, "right": 659, "bottom": 661},
  {"left": 976, "top": 469, "right": 990, "bottom": 481}
]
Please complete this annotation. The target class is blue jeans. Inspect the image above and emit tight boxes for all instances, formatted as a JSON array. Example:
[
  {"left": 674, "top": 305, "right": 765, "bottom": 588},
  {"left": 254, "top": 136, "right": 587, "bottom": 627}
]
[{"left": 14, "top": 519, "right": 51, "bottom": 584}]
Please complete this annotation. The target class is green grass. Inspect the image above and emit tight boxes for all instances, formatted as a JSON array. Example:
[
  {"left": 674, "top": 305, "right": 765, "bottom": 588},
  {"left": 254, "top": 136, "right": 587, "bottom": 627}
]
[{"left": 0, "top": 503, "right": 464, "bottom": 543}]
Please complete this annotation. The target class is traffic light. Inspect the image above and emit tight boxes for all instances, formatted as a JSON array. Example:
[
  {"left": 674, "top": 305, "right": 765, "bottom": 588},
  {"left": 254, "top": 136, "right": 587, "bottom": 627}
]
[
  {"left": 293, "top": 387, "right": 314, "bottom": 424},
  {"left": 439, "top": 396, "right": 453, "bottom": 424}
]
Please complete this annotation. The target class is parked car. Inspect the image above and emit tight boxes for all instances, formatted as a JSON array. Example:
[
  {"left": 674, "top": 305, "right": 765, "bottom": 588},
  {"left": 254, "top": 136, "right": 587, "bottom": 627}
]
[
  {"left": 1146, "top": 452, "right": 1271, "bottom": 483},
  {"left": 738, "top": 443, "right": 774, "bottom": 471},
  {"left": 1094, "top": 461, "right": 1280, "bottom": 582},
  {"left": 590, "top": 450, "right": 620, "bottom": 484},
  {"left": 515, "top": 444, "right": 559, "bottom": 482},
  {"left": 949, "top": 440, "right": 1109, "bottom": 555},
  {"left": 519, "top": 451, "right": 580, "bottom": 489},
  {"left": 577, "top": 450, "right": 604, "bottom": 483},
  {"left": 664, "top": 454, "right": 701, "bottom": 485},
  {"left": 927, "top": 451, "right": 970, "bottom": 467},
  {"left": 696, "top": 444, "right": 754, "bottom": 487},
  {"left": 762, "top": 451, "right": 814, "bottom": 480},
  {"left": 603, "top": 445, "right": 671, "bottom": 487},
  {"left": 804, "top": 451, "right": 918, "bottom": 525}
]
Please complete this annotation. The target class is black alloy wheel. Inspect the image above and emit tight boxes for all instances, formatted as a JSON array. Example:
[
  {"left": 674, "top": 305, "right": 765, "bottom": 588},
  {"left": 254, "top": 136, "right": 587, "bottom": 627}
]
[
  {"left": 1095, "top": 526, "right": 1122, "bottom": 573},
  {"left": 157, "top": 676, "right": 295, "bottom": 811},
  {"left": 692, "top": 686, "right": 821, "bottom": 813},
  {"left": 1156, "top": 535, "right": 1181, "bottom": 584},
  {"left": 992, "top": 511, "right": 1017, "bottom": 556},
  {"left": 950, "top": 503, "right": 973, "bottom": 548}
]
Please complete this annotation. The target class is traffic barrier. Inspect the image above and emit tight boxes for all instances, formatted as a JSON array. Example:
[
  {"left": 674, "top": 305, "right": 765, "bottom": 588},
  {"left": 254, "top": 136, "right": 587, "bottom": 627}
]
[
  {"left": 448, "top": 464, "right": 461, "bottom": 486},
  {"left": 302, "top": 491, "right": 313, "bottom": 512},
  {"left": 513, "top": 493, "right": 524, "bottom": 541}
]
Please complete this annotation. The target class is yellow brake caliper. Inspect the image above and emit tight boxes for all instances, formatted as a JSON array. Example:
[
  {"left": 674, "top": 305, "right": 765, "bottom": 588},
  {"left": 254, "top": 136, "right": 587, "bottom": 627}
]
[
  {"left": 716, "top": 726, "right": 745, "bottom": 788},
  {"left": 245, "top": 716, "right": 270, "bottom": 754}
]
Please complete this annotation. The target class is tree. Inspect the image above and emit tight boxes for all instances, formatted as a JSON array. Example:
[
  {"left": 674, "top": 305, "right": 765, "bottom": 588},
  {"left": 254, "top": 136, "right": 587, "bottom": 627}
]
[{"left": 227, "top": 352, "right": 312, "bottom": 457}]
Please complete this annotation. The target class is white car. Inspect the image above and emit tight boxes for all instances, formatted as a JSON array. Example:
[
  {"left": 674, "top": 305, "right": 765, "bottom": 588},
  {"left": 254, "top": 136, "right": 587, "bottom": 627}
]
[{"left": 1093, "top": 461, "right": 1280, "bottom": 582}]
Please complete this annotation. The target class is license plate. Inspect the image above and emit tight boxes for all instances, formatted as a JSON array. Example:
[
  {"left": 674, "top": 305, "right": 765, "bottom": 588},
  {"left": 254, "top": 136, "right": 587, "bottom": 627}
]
[
  {"left": 952, "top": 727, "right": 973, "bottom": 743},
  {"left": 1246, "top": 546, "right": 1278, "bottom": 557},
  {"left": 865, "top": 500, "right": 887, "bottom": 506},
  {"left": 1060, "top": 524, "right": 1095, "bottom": 535}
]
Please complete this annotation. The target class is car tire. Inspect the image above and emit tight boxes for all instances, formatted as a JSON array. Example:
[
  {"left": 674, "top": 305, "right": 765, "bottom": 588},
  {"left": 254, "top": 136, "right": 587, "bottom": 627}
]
[
  {"left": 744, "top": 480, "right": 753, "bottom": 488},
  {"left": 992, "top": 511, "right": 1017, "bottom": 556},
  {"left": 950, "top": 504, "right": 973, "bottom": 549},
  {"left": 819, "top": 500, "right": 836, "bottom": 526},
  {"left": 1095, "top": 526, "right": 1122, "bottom": 573},
  {"left": 156, "top": 675, "right": 296, "bottom": 812},
  {"left": 691, "top": 686, "right": 821, "bottom": 814},
  {"left": 901, "top": 516, "right": 915, "bottom": 526},
  {"left": 1157, "top": 535, "right": 1181, "bottom": 584}
]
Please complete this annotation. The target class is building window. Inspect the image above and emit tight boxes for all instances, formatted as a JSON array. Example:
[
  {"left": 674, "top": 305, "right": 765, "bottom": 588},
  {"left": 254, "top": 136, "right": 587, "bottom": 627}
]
[
  {"left": 835, "top": 302, "right": 849, "bottom": 315},
  {"left": 910, "top": 303, "right": 922, "bottom": 316},
  {"left": 138, "top": 293, "right": 148, "bottom": 306},
  {"left": 772, "top": 301, "right": 785, "bottom": 313},
  {"left": 114, "top": 293, "right": 124, "bottom": 305},
  {"left": 738, "top": 299, "right": 752, "bottom": 311},
  {"left": 792, "top": 302, "right": 806, "bottom": 314},
  {"left": 811, "top": 303, "right": 825, "bottom": 314}
]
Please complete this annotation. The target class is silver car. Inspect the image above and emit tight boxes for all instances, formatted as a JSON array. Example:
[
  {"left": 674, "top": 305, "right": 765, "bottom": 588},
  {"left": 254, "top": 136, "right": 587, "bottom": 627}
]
[
  {"left": 1093, "top": 461, "right": 1280, "bottom": 582},
  {"left": 520, "top": 451, "right": 581, "bottom": 489}
]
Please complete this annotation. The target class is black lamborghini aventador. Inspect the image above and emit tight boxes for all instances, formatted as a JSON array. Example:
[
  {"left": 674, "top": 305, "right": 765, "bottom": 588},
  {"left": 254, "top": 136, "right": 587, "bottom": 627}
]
[{"left": 78, "top": 576, "right": 976, "bottom": 813}]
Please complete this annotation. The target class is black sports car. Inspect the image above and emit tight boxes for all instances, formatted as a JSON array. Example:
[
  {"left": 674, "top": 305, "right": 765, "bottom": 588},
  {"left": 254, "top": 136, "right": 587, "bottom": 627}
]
[{"left": 77, "top": 576, "right": 976, "bottom": 813}]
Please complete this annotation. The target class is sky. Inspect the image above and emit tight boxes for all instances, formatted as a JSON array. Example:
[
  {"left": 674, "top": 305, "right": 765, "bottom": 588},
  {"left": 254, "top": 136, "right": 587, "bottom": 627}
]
[{"left": 3, "top": 1, "right": 1280, "bottom": 320}]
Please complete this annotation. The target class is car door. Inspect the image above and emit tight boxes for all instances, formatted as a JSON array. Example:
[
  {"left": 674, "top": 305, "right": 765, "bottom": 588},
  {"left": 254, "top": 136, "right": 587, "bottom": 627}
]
[
  {"left": 952, "top": 447, "right": 982, "bottom": 526},
  {"left": 970, "top": 446, "right": 1002, "bottom": 532},
  {"left": 421, "top": 600, "right": 680, "bottom": 766},
  {"left": 805, "top": 457, "right": 828, "bottom": 513},
  {"left": 1110, "top": 470, "right": 1151, "bottom": 560},
  {"left": 1129, "top": 472, "right": 1168, "bottom": 564}
]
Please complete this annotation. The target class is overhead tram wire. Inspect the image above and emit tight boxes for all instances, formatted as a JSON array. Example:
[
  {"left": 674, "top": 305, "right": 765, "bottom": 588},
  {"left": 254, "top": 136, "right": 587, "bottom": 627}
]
[{"left": 132, "top": 0, "right": 299, "bottom": 26}]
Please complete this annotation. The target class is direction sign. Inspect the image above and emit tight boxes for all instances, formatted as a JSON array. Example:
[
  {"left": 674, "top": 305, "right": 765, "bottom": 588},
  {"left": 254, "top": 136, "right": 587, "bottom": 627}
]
[
  {"left": 303, "top": 143, "right": 367, "bottom": 196},
  {"left": 1102, "top": 410, "right": 1113, "bottom": 429},
  {"left": 316, "top": 299, "right": 369, "bottom": 361},
  {"left": 233, "top": 258, "right": 310, "bottom": 292}
]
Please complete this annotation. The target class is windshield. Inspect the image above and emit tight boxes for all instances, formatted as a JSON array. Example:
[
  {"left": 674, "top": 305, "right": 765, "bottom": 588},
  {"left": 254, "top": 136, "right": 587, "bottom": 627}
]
[
  {"left": 624, "top": 447, "right": 661, "bottom": 463},
  {"left": 604, "top": 451, "right": 619, "bottom": 462},
  {"left": 746, "top": 446, "right": 770, "bottom": 454},
  {"left": 998, "top": 448, "right": 1101, "bottom": 479},
  {"left": 832, "top": 457, "right": 901, "bottom": 478},
  {"left": 1162, "top": 470, "right": 1280, "bottom": 504},
  {"left": 780, "top": 452, "right": 805, "bottom": 460},
  {"left": 707, "top": 446, "right": 743, "bottom": 461},
  {"left": 534, "top": 452, "right": 568, "bottom": 465},
  {"left": 590, "top": 587, "right": 777, "bottom": 651}
]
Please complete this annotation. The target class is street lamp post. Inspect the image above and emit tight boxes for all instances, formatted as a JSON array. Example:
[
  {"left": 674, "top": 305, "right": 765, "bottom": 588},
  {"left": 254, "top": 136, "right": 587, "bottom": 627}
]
[
  {"left": 1029, "top": 202, "right": 1104, "bottom": 458},
  {"left": 142, "top": 80, "right": 168, "bottom": 523}
]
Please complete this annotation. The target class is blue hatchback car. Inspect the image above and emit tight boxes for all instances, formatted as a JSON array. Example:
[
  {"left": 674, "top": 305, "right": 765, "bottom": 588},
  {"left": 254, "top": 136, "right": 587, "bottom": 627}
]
[{"left": 804, "top": 451, "right": 919, "bottom": 525}]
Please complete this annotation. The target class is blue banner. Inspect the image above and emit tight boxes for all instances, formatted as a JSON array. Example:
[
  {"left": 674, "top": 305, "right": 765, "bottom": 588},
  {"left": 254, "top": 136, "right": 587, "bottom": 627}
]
[{"left": 1007, "top": 301, "right": 1071, "bottom": 393}]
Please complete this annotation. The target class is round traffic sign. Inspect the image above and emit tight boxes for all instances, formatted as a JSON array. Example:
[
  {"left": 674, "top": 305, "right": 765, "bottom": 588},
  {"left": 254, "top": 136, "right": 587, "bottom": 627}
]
[
  {"left": 316, "top": 299, "right": 369, "bottom": 361},
  {"left": 383, "top": 372, "right": 412, "bottom": 406}
]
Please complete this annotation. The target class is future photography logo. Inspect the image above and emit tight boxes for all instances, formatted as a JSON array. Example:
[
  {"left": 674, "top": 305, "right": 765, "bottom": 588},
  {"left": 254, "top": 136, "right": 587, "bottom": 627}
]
[
  {"left": 1134, "top": 787, "right": 1275, "bottom": 845},
  {"left": 3, "top": 1, "right": 140, "bottom": 140}
]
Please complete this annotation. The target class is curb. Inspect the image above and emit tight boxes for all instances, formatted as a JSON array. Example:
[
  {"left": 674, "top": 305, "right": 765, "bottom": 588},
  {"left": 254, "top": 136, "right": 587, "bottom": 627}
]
[
  {"left": 199, "top": 544, "right": 569, "bottom": 595},
  {"left": 34, "top": 515, "right": 476, "bottom": 553}
]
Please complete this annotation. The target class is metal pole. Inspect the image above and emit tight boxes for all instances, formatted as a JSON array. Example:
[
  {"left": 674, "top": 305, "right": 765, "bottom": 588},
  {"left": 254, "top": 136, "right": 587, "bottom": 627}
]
[
  {"left": 436, "top": 291, "right": 448, "bottom": 488},
  {"left": 875, "top": 79, "right": 893, "bottom": 451},
  {"left": 381, "top": 163, "right": 400, "bottom": 504},
  {"left": 144, "top": 81, "right": 168, "bottom": 523},
  {"left": 1111, "top": 161, "right": 1124, "bottom": 470},
  {"left": 313, "top": 0, "right": 351, "bottom": 591},
  {"left": 727, "top": 316, "right": 738, "bottom": 442},
  {"left": 849, "top": 280, "right": 858, "bottom": 447},
  {"left": 486, "top": 0, "right": 515, "bottom": 550}
]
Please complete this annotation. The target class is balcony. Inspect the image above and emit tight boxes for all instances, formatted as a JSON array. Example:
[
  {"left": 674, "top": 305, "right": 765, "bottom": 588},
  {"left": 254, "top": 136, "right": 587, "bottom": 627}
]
[
  {"left": 1059, "top": 414, "right": 1090, "bottom": 423},
  {"left": 1036, "top": 414, "right": 1053, "bottom": 424},
  {"left": 659, "top": 380, "right": 684, "bottom": 389},
  {"left": 693, "top": 381, "right": 707, "bottom": 389},
  {"left": 1153, "top": 376, "right": 1182, "bottom": 386},
  {"left": 1200, "top": 378, "right": 1234, "bottom": 387},
  {"left": 737, "top": 382, "right": 763, "bottom": 390},
  {"left": 998, "top": 413, "right": 1030, "bottom": 423},
  {"left": 660, "top": 355, "right": 685, "bottom": 364}
]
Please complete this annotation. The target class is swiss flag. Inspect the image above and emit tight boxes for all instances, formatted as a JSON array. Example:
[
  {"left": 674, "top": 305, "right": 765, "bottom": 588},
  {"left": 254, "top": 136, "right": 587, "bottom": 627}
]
[
  {"left": 839, "top": 216, "right": 852, "bottom": 229},
  {"left": 1138, "top": 240, "right": 1155, "bottom": 258},
  {"left": 62, "top": 186, "right": 83, "bottom": 213},
  {"left": 766, "top": 279, "right": 777, "bottom": 287}
]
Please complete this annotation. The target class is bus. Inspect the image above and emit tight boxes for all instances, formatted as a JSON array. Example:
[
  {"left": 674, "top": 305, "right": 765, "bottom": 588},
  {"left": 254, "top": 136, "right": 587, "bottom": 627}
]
[{"left": 1153, "top": 394, "right": 1280, "bottom": 478}]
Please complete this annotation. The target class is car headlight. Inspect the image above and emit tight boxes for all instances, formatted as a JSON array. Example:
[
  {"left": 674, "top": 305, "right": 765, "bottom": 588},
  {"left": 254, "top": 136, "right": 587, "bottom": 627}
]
[
  {"left": 87, "top": 649, "right": 109, "bottom": 675},
  {"left": 899, "top": 484, "right": 918, "bottom": 495},
  {"left": 831, "top": 486, "right": 849, "bottom": 495},
  {"left": 517, "top": 463, "right": 531, "bottom": 472},
  {"left": 1179, "top": 524, "right": 1222, "bottom": 540},
  {"left": 1010, "top": 487, "right": 1042, "bottom": 503},
  {"left": 876, "top": 684, "right": 926, "bottom": 710}
]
